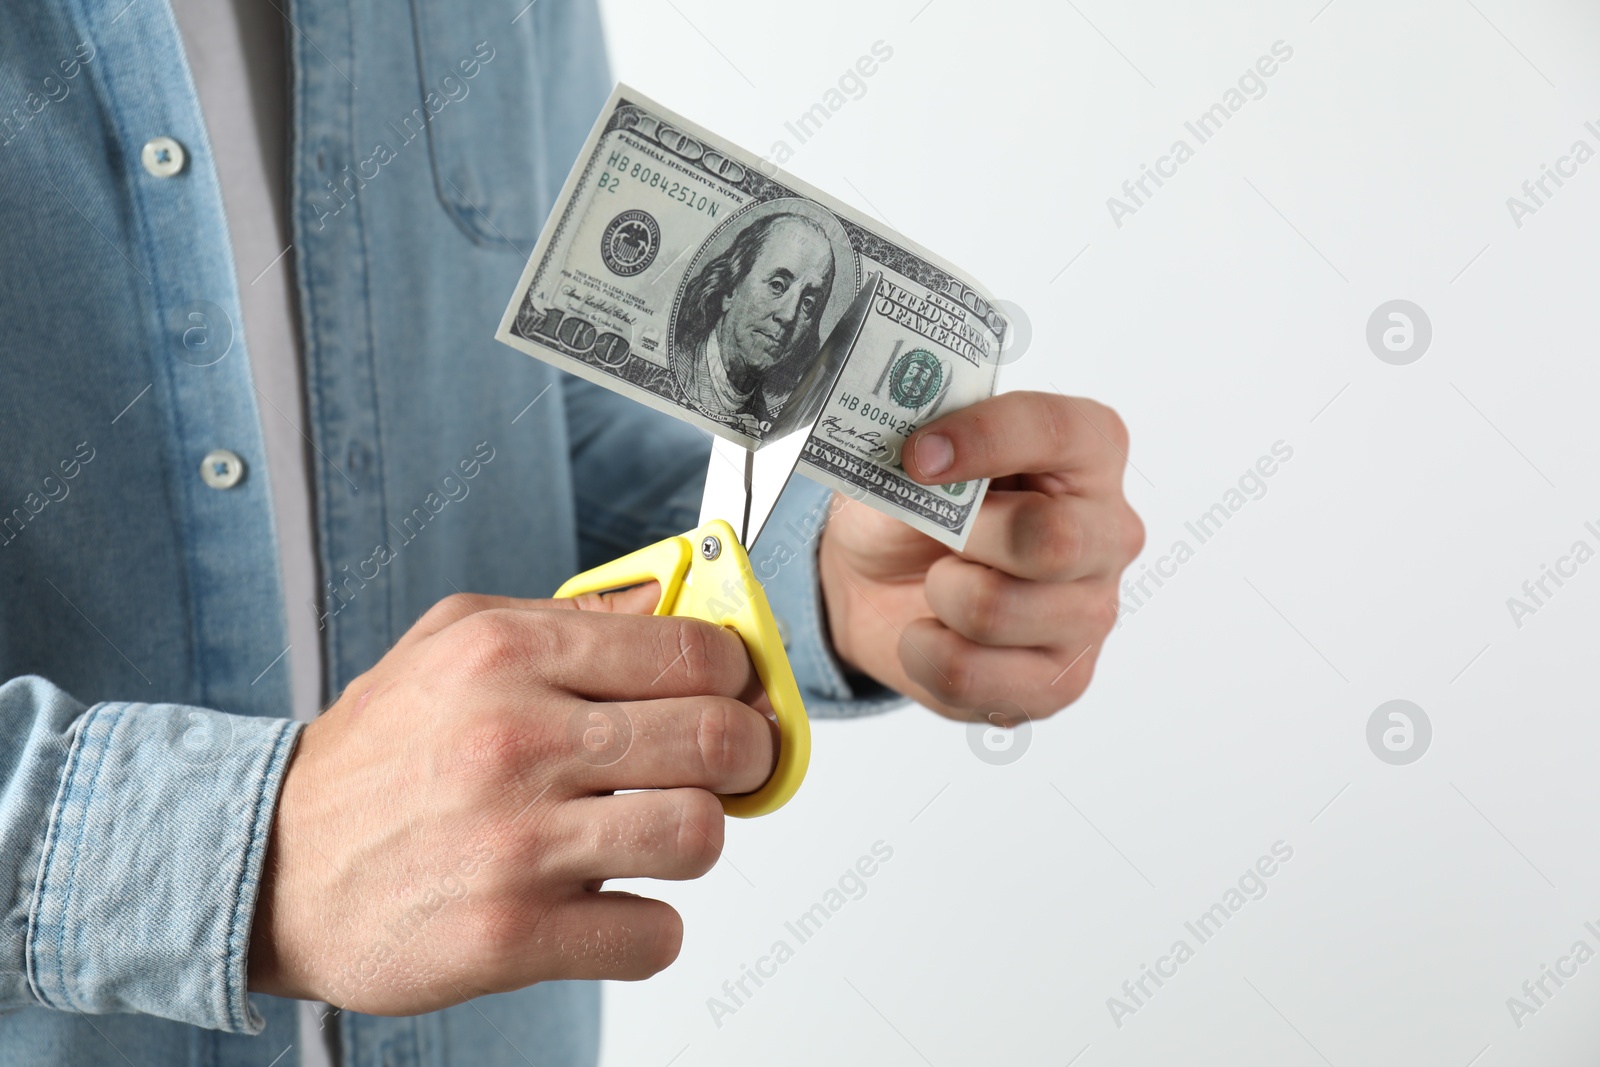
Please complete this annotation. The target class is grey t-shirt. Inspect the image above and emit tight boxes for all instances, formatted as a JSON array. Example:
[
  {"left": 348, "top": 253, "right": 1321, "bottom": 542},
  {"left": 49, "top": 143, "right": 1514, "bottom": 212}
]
[{"left": 168, "top": 0, "right": 333, "bottom": 1062}]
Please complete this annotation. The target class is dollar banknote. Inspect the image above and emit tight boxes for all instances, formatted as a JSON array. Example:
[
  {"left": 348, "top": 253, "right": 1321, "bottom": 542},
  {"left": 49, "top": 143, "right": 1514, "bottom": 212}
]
[{"left": 495, "top": 84, "right": 1008, "bottom": 548}]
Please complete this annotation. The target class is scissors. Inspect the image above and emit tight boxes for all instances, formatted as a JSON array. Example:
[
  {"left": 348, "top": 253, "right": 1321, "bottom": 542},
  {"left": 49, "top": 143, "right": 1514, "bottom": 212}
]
[{"left": 555, "top": 273, "right": 880, "bottom": 818}]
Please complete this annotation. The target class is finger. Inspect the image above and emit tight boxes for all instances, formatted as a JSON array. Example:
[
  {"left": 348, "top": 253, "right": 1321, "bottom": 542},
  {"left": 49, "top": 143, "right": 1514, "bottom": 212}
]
[
  {"left": 548, "top": 581, "right": 663, "bottom": 616},
  {"left": 569, "top": 696, "right": 776, "bottom": 796},
  {"left": 903, "top": 391, "right": 1129, "bottom": 488},
  {"left": 399, "top": 582, "right": 663, "bottom": 647},
  {"left": 440, "top": 608, "right": 758, "bottom": 703},
  {"left": 923, "top": 554, "right": 1119, "bottom": 647},
  {"left": 549, "top": 788, "right": 726, "bottom": 882},
  {"left": 515, "top": 891, "right": 684, "bottom": 982},
  {"left": 957, "top": 492, "right": 1143, "bottom": 582},
  {"left": 897, "top": 616, "right": 1100, "bottom": 720}
]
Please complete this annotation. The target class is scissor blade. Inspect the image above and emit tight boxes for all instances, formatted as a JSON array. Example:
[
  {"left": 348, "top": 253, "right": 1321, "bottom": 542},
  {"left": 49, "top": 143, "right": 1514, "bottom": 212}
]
[
  {"left": 699, "top": 435, "right": 756, "bottom": 543},
  {"left": 697, "top": 273, "right": 880, "bottom": 549},
  {"left": 765, "top": 271, "right": 881, "bottom": 440}
]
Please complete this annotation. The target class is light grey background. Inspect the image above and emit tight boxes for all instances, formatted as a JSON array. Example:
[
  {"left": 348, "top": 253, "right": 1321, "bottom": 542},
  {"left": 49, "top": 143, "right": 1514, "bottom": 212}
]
[{"left": 595, "top": 1, "right": 1600, "bottom": 1063}]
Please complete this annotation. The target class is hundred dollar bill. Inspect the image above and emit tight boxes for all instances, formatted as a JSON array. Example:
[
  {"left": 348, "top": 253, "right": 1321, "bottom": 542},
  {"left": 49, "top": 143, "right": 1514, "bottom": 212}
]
[{"left": 495, "top": 83, "right": 1008, "bottom": 548}]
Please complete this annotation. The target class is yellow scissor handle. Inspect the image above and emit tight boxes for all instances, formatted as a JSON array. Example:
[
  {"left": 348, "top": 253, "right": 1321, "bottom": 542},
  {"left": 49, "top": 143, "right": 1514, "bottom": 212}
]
[{"left": 554, "top": 519, "right": 810, "bottom": 818}]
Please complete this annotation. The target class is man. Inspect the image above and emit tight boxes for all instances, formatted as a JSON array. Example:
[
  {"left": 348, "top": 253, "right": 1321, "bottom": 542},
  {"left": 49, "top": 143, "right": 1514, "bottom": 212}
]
[
  {"left": 0, "top": 2, "right": 1143, "bottom": 1066},
  {"left": 671, "top": 212, "right": 836, "bottom": 437}
]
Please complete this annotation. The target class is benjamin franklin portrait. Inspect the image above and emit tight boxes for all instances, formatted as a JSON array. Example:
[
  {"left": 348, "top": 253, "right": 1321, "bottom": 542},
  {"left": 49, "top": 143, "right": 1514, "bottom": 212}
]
[{"left": 671, "top": 206, "right": 851, "bottom": 438}]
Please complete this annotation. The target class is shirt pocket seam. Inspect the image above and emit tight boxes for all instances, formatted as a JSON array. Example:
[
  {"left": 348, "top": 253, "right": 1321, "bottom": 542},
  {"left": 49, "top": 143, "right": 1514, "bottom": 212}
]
[{"left": 407, "top": 1, "right": 549, "bottom": 252}]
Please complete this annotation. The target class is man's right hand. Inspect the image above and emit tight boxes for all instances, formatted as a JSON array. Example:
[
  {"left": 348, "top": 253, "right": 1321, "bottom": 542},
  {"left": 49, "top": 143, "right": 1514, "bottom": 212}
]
[{"left": 246, "top": 587, "right": 774, "bottom": 1015}]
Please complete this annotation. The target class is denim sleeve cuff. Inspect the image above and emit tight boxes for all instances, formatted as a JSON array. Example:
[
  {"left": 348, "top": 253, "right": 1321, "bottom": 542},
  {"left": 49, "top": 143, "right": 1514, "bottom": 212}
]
[
  {"left": 25, "top": 698, "right": 301, "bottom": 1034},
  {"left": 752, "top": 478, "right": 910, "bottom": 720}
]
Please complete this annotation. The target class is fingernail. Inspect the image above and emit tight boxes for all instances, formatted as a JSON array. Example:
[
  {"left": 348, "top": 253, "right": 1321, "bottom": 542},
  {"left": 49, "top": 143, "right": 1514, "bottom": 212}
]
[{"left": 915, "top": 433, "right": 953, "bottom": 477}]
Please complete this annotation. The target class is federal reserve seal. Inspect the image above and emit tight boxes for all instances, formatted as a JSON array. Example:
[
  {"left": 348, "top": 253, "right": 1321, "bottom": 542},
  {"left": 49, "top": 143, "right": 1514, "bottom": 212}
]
[
  {"left": 888, "top": 348, "right": 943, "bottom": 409},
  {"left": 600, "top": 210, "right": 660, "bottom": 277}
]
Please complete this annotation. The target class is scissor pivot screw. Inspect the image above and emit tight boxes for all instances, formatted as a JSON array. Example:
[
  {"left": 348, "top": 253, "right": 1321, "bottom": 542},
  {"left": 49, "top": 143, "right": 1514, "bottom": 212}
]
[{"left": 700, "top": 535, "right": 722, "bottom": 560}]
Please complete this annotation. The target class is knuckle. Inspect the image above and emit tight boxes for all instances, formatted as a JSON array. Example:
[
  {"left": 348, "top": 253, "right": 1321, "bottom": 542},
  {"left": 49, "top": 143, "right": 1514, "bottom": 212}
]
[
  {"left": 918, "top": 643, "right": 980, "bottom": 709},
  {"left": 417, "top": 592, "right": 479, "bottom": 632},
  {"left": 438, "top": 591, "right": 481, "bottom": 617},
  {"left": 1055, "top": 663, "right": 1095, "bottom": 707},
  {"left": 447, "top": 610, "right": 531, "bottom": 680},
  {"left": 672, "top": 790, "right": 725, "bottom": 876},
  {"left": 700, "top": 620, "right": 749, "bottom": 689},
  {"left": 1031, "top": 392, "right": 1072, "bottom": 458},
  {"left": 520, "top": 612, "right": 574, "bottom": 671},
  {"left": 331, "top": 668, "right": 374, "bottom": 707},
  {"left": 1045, "top": 642, "right": 1100, "bottom": 706},
  {"left": 1122, "top": 506, "right": 1147, "bottom": 562},
  {"left": 1095, "top": 588, "right": 1123, "bottom": 635},
  {"left": 962, "top": 568, "right": 1010, "bottom": 644},
  {"left": 447, "top": 714, "right": 535, "bottom": 785},
  {"left": 1099, "top": 403, "right": 1131, "bottom": 452},
  {"left": 1026, "top": 501, "right": 1084, "bottom": 577},
  {"left": 563, "top": 589, "right": 613, "bottom": 612},
  {"left": 657, "top": 616, "right": 727, "bottom": 689},
  {"left": 693, "top": 699, "right": 747, "bottom": 781},
  {"left": 941, "top": 671, "right": 983, "bottom": 710}
]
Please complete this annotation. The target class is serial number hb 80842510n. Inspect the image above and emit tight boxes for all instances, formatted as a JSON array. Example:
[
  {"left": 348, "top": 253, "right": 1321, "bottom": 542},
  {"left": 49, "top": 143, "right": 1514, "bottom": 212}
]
[{"left": 598, "top": 149, "right": 723, "bottom": 218}]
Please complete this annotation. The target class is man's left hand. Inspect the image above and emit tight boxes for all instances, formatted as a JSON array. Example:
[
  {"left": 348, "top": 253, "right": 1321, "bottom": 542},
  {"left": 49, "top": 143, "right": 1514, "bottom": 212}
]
[{"left": 818, "top": 391, "right": 1144, "bottom": 721}]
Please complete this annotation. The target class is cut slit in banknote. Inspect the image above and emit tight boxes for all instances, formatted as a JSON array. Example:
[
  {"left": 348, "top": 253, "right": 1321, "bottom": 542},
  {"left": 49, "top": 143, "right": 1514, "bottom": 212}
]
[
  {"left": 699, "top": 272, "right": 877, "bottom": 557},
  {"left": 494, "top": 83, "right": 1009, "bottom": 550}
]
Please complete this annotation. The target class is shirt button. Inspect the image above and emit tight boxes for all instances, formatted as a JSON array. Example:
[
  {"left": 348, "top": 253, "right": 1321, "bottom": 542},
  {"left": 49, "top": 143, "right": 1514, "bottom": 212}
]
[
  {"left": 141, "top": 136, "right": 186, "bottom": 178},
  {"left": 200, "top": 449, "right": 245, "bottom": 490}
]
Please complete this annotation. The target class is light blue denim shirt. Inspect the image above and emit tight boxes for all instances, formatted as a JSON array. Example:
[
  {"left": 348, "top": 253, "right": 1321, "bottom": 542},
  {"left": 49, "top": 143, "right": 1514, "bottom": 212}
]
[{"left": 0, "top": 2, "right": 899, "bottom": 1064}]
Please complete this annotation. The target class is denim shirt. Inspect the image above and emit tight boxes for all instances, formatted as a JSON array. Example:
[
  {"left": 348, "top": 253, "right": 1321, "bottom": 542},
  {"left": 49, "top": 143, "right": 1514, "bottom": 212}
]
[{"left": 0, "top": 2, "right": 899, "bottom": 1064}]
